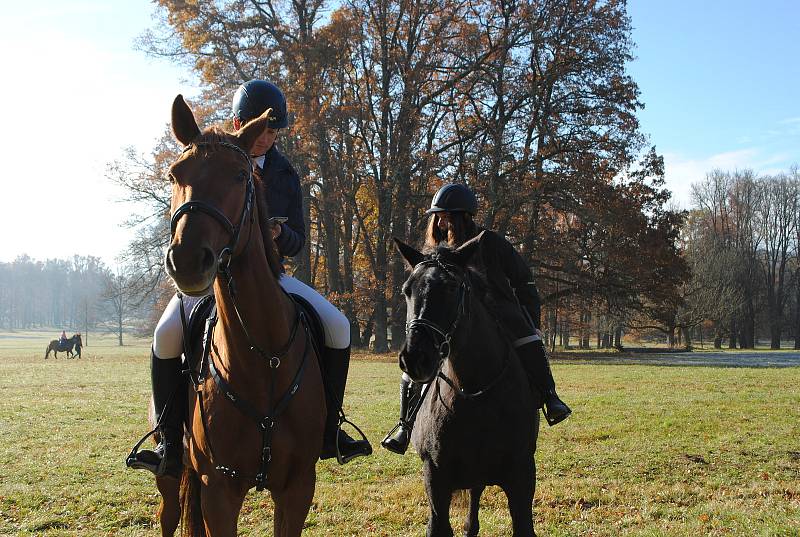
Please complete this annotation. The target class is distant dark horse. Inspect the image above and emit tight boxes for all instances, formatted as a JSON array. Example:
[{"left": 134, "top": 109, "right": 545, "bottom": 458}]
[
  {"left": 45, "top": 334, "right": 82, "bottom": 359},
  {"left": 395, "top": 235, "right": 539, "bottom": 537}
]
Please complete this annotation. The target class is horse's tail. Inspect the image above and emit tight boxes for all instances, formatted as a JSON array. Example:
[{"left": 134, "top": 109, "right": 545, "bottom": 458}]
[{"left": 180, "top": 466, "right": 204, "bottom": 537}]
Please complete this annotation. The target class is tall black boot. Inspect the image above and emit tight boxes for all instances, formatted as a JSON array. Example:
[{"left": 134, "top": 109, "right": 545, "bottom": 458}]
[
  {"left": 517, "top": 340, "right": 571, "bottom": 426},
  {"left": 126, "top": 351, "right": 186, "bottom": 477},
  {"left": 381, "top": 375, "right": 422, "bottom": 454},
  {"left": 319, "top": 346, "right": 372, "bottom": 463}
]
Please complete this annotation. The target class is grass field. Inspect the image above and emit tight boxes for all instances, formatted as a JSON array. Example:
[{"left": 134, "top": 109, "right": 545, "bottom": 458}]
[{"left": 0, "top": 330, "right": 798, "bottom": 536}]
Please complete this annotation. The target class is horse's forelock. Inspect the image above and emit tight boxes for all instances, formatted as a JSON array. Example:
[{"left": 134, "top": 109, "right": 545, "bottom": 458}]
[{"left": 192, "top": 127, "right": 238, "bottom": 153}]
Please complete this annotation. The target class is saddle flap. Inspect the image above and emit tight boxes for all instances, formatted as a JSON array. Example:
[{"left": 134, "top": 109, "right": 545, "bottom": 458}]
[{"left": 288, "top": 293, "right": 325, "bottom": 354}]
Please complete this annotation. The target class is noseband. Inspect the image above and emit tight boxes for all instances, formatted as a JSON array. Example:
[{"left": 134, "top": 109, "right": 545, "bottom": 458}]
[
  {"left": 169, "top": 141, "right": 255, "bottom": 271},
  {"left": 406, "top": 257, "right": 470, "bottom": 361}
]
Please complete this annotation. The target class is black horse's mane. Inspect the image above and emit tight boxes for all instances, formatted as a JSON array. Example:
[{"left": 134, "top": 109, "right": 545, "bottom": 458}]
[{"left": 422, "top": 243, "right": 490, "bottom": 302}]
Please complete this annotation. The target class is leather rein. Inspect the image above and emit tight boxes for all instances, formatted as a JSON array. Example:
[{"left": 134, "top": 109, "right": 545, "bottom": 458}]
[
  {"left": 173, "top": 140, "right": 310, "bottom": 491},
  {"left": 406, "top": 257, "right": 510, "bottom": 400}
]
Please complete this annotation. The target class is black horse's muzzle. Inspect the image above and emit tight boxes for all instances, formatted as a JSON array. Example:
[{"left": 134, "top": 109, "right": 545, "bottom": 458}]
[{"left": 399, "top": 333, "right": 444, "bottom": 384}]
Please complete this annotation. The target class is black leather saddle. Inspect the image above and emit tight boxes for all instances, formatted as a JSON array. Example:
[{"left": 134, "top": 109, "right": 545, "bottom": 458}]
[{"left": 184, "top": 292, "right": 325, "bottom": 361}]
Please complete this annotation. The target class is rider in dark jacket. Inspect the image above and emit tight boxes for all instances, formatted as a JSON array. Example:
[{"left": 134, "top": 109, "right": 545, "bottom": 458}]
[
  {"left": 127, "top": 79, "right": 370, "bottom": 478},
  {"left": 382, "top": 183, "right": 571, "bottom": 454}
]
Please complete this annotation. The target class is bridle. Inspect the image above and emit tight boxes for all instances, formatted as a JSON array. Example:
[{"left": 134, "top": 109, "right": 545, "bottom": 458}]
[
  {"left": 169, "top": 141, "right": 255, "bottom": 272},
  {"left": 405, "top": 257, "right": 471, "bottom": 362},
  {"left": 405, "top": 255, "right": 510, "bottom": 400}
]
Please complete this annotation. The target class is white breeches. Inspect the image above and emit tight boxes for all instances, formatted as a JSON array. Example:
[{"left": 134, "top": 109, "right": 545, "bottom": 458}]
[{"left": 153, "top": 275, "right": 351, "bottom": 359}]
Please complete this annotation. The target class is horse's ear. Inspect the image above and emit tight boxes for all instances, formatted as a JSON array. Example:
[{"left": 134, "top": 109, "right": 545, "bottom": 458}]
[
  {"left": 234, "top": 108, "right": 273, "bottom": 154},
  {"left": 394, "top": 237, "right": 424, "bottom": 269},
  {"left": 452, "top": 230, "right": 484, "bottom": 266},
  {"left": 171, "top": 95, "right": 201, "bottom": 146}
]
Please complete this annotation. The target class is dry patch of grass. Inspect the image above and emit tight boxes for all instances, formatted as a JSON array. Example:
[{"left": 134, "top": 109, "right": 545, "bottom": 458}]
[{"left": 0, "top": 333, "right": 797, "bottom": 535}]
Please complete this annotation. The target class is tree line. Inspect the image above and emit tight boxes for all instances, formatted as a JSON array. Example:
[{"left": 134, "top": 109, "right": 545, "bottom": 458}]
[
  {"left": 0, "top": 255, "right": 153, "bottom": 346},
  {"left": 671, "top": 167, "right": 800, "bottom": 350},
  {"left": 109, "top": 0, "right": 687, "bottom": 351}
]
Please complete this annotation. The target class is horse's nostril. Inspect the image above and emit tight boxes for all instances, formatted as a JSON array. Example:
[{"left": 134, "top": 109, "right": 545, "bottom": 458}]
[
  {"left": 165, "top": 248, "right": 177, "bottom": 274},
  {"left": 201, "top": 247, "right": 215, "bottom": 271}
]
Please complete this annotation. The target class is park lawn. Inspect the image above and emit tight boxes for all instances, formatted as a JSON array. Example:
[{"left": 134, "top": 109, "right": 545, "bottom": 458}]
[{"left": 0, "top": 334, "right": 798, "bottom": 536}]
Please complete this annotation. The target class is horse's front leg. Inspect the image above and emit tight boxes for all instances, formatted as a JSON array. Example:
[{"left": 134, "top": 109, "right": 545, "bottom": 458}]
[
  {"left": 463, "top": 486, "right": 484, "bottom": 537},
  {"left": 156, "top": 475, "right": 181, "bottom": 537},
  {"left": 200, "top": 478, "right": 247, "bottom": 537},
  {"left": 272, "top": 463, "right": 316, "bottom": 537},
  {"left": 500, "top": 458, "right": 536, "bottom": 537},
  {"left": 423, "top": 460, "right": 454, "bottom": 537}
]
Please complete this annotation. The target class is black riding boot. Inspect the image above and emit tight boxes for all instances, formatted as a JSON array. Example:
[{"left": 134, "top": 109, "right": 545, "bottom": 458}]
[
  {"left": 126, "top": 351, "right": 186, "bottom": 477},
  {"left": 319, "top": 346, "right": 373, "bottom": 463},
  {"left": 381, "top": 376, "right": 422, "bottom": 454},
  {"left": 518, "top": 340, "right": 571, "bottom": 426}
]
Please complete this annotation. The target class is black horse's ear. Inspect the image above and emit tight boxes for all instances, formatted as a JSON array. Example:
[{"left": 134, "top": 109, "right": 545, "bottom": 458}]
[
  {"left": 235, "top": 108, "right": 273, "bottom": 154},
  {"left": 452, "top": 230, "right": 484, "bottom": 266},
  {"left": 394, "top": 237, "right": 424, "bottom": 269},
  {"left": 171, "top": 95, "right": 201, "bottom": 146}
]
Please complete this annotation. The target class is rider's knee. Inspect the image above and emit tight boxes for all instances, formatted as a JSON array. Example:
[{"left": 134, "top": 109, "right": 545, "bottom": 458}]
[
  {"left": 153, "top": 304, "right": 183, "bottom": 359},
  {"left": 325, "top": 309, "right": 351, "bottom": 350}
]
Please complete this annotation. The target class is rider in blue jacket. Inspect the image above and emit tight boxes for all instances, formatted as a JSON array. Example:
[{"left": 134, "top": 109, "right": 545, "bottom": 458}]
[{"left": 127, "top": 80, "right": 371, "bottom": 478}]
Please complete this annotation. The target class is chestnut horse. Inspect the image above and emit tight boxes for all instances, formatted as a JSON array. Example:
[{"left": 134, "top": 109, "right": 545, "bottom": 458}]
[
  {"left": 154, "top": 96, "right": 325, "bottom": 537},
  {"left": 395, "top": 237, "right": 538, "bottom": 537}
]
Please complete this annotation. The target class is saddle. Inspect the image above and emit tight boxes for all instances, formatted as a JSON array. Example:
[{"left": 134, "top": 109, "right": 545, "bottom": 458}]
[{"left": 182, "top": 292, "right": 325, "bottom": 371}]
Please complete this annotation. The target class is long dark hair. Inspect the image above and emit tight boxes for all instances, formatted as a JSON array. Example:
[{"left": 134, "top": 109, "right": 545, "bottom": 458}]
[{"left": 424, "top": 212, "right": 478, "bottom": 250}]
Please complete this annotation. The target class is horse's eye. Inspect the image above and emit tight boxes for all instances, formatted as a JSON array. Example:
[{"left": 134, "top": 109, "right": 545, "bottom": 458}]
[{"left": 166, "top": 173, "right": 175, "bottom": 184}]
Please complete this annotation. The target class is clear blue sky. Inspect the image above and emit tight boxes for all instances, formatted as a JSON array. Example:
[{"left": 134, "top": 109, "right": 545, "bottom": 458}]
[
  {"left": 627, "top": 0, "right": 799, "bottom": 206},
  {"left": 1, "top": 1, "right": 797, "bottom": 264}
]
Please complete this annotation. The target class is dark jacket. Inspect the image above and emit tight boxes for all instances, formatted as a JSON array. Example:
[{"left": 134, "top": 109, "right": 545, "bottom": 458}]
[
  {"left": 258, "top": 145, "right": 305, "bottom": 261},
  {"left": 471, "top": 229, "right": 542, "bottom": 339}
]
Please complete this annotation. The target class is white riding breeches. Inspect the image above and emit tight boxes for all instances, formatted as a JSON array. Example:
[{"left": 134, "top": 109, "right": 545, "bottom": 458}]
[
  {"left": 153, "top": 275, "right": 351, "bottom": 359},
  {"left": 277, "top": 274, "right": 351, "bottom": 349}
]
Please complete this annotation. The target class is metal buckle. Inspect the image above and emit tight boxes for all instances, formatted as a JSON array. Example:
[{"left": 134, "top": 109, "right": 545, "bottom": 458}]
[{"left": 269, "top": 356, "right": 281, "bottom": 369}]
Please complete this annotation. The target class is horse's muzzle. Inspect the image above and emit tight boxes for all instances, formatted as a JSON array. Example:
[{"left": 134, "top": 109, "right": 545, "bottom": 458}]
[
  {"left": 165, "top": 244, "right": 217, "bottom": 295},
  {"left": 399, "top": 346, "right": 441, "bottom": 384}
]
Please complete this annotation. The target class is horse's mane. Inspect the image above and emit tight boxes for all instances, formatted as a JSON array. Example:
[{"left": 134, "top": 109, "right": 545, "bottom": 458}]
[
  {"left": 193, "top": 126, "right": 283, "bottom": 279},
  {"left": 422, "top": 244, "right": 490, "bottom": 302}
]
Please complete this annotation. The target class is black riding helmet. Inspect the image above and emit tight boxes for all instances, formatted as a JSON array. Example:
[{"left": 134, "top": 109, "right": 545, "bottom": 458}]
[
  {"left": 426, "top": 183, "right": 478, "bottom": 215},
  {"left": 232, "top": 79, "right": 288, "bottom": 128}
]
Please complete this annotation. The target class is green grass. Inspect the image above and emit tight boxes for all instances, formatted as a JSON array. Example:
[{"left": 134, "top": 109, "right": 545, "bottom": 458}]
[{"left": 0, "top": 331, "right": 798, "bottom": 536}]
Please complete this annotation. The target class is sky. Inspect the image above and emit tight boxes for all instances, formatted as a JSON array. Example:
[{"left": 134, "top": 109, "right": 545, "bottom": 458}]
[{"left": 1, "top": 0, "right": 798, "bottom": 266}]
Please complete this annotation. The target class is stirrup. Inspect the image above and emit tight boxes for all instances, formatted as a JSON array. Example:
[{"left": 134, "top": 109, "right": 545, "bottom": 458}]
[
  {"left": 542, "top": 399, "right": 572, "bottom": 426},
  {"left": 335, "top": 417, "right": 372, "bottom": 464},
  {"left": 125, "top": 426, "right": 159, "bottom": 469},
  {"left": 381, "top": 421, "right": 411, "bottom": 454}
]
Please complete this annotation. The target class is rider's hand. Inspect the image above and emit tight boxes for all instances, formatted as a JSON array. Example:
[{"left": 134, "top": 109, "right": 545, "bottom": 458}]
[{"left": 271, "top": 222, "right": 282, "bottom": 240}]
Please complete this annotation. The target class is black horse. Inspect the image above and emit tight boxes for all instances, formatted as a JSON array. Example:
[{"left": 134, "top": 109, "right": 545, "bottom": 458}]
[
  {"left": 395, "top": 234, "right": 539, "bottom": 537},
  {"left": 45, "top": 334, "right": 82, "bottom": 359}
]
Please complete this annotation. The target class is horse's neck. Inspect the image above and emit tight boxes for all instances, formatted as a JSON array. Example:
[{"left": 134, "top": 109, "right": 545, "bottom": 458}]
[
  {"left": 213, "top": 230, "right": 291, "bottom": 372},
  {"left": 448, "top": 303, "right": 508, "bottom": 389}
]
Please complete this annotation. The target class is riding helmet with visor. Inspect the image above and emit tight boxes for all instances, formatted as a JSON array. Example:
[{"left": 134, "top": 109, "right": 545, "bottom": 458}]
[
  {"left": 232, "top": 79, "right": 288, "bottom": 128},
  {"left": 426, "top": 183, "right": 478, "bottom": 215}
]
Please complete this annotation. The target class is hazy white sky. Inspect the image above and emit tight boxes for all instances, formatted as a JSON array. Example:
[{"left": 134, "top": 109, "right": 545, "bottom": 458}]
[
  {"left": 0, "top": 1, "right": 198, "bottom": 265},
  {"left": 1, "top": 1, "right": 798, "bottom": 266}
]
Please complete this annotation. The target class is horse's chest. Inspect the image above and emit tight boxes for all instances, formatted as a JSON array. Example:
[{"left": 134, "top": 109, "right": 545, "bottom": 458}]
[{"left": 414, "top": 395, "right": 531, "bottom": 473}]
